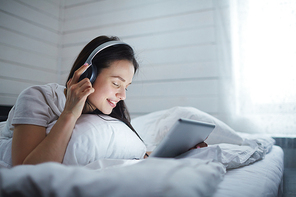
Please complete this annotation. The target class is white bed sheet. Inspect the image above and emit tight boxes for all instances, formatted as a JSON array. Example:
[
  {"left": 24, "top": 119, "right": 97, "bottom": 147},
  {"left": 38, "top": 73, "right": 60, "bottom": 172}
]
[{"left": 213, "top": 145, "right": 284, "bottom": 197}]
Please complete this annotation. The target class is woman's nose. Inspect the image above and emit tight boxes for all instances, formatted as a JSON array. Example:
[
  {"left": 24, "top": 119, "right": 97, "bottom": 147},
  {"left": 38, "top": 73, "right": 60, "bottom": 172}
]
[{"left": 116, "top": 87, "right": 126, "bottom": 100}]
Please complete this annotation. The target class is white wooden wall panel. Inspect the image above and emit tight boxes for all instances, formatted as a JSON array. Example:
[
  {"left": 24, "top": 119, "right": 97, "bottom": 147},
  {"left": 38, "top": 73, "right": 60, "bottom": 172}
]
[
  {"left": 63, "top": 0, "right": 96, "bottom": 8},
  {"left": 0, "top": 0, "right": 61, "bottom": 106},
  {"left": 0, "top": 0, "right": 60, "bottom": 32},
  {"left": 64, "top": 0, "right": 161, "bottom": 19},
  {"left": 62, "top": 10, "right": 214, "bottom": 46},
  {"left": 1, "top": 0, "right": 221, "bottom": 118},
  {"left": 0, "top": 96, "right": 18, "bottom": 107},
  {"left": 213, "top": 0, "right": 233, "bottom": 122},
  {"left": 126, "top": 97, "right": 218, "bottom": 116},
  {"left": 0, "top": 78, "right": 38, "bottom": 105},
  {"left": 59, "top": 0, "right": 219, "bottom": 117},
  {"left": 60, "top": 61, "right": 218, "bottom": 87},
  {"left": 60, "top": 41, "right": 216, "bottom": 75},
  {"left": 0, "top": 12, "right": 59, "bottom": 45},
  {"left": 128, "top": 79, "right": 218, "bottom": 97},
  {"left": 139, "top": 45, "right": 216, "bottom": 65},
  {"left": 61, "top": 9, "right": 215, "bottom": 74},
  {"left": 125, "top": 26, "right": 215, "bottom": 51},
  {"left": 0, "top": 61, "right": 57, "bottom": 83},
  {"left": 63, "top": 0, "right": 212, "bottom": 33},
  {"left": 0, "top": 28, "right": 58, "bottom": 57},
  {"left": 0, "top": 78, "right": 36, "bottom": 96},
  {"left": 126, "top": 79, "right": 218, "bottom": 115},
  {"left": 17, "top": 0, "right": 60, "bottom": 18},
  {"left": 133, "top": 62, "right": 218, "bottom": 82},
  {"left": 0, "top": 44, "right": 57, "bottom": 72}
]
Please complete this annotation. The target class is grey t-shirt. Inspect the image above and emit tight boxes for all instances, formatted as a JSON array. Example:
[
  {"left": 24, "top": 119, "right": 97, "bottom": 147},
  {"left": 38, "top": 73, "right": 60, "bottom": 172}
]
[
  {"left": 0, "top": 83, "right": 66, "bottom": 167},
  {"left": 1, "top": 83, "right": 66, "bottom": 139}
]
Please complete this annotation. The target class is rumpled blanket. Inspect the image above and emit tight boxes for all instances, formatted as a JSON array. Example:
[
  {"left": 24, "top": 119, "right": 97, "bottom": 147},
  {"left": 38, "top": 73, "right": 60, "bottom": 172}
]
[
  {"left": 177, "top": 136, "right": 274, "bottom": 169},
  {"left": 0, "top": 158, "right": 225, "bottom": 197}
]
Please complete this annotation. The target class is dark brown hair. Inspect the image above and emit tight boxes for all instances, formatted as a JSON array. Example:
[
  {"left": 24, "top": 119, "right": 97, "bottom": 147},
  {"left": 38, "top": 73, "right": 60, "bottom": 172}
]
[{"left": 66, "top": 36, "right": 140, "bottom": 139}]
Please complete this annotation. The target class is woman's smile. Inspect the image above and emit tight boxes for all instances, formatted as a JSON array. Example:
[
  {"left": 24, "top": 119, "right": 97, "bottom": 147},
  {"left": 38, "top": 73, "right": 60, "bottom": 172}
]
[{"left": 107, "top": 99, "right": 118, "bottom": 108}]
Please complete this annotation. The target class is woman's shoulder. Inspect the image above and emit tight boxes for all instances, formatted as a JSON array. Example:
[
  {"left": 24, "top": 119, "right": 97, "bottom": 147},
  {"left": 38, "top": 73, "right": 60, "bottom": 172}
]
[
  {"left": 20, "top": 83, "right": 65, "bottom": 96},
  {"left": 12, "top": 83, "right": 66, "bottom": 126}
]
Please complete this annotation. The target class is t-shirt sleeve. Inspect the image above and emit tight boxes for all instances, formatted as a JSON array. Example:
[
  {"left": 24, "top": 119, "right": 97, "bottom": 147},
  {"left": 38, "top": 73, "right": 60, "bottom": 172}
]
[{"left": 11, "top": 85, "right": 54, "bottom": 127}]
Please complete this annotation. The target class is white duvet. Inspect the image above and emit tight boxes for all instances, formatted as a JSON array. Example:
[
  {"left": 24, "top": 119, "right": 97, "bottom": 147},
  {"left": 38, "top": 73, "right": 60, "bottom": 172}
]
[
  {"left": 0, "top": 158, "right": 225, "bottom": 197},
  {"left": 0, "top": 107, "right": 277, "bottom": 197}
]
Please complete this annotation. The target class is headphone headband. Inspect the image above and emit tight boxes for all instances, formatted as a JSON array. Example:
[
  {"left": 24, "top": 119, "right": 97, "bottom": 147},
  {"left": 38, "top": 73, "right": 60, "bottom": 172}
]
[
  {"left": 85, "top": 41, "right": 129, "bottom": 65},
  {"left": 79, "top": 40, "right": 130, "bottom": 84}
]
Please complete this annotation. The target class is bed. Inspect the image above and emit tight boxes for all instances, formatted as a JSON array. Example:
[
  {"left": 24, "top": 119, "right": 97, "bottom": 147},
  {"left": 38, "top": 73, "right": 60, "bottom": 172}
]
[{"left": 0, "top": 106, "right": 284, "bottom": 197}]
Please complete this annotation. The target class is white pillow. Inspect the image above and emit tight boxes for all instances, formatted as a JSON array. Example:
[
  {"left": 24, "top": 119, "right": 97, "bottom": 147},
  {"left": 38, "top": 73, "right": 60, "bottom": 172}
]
[
  {"left": 0, "top": 121, "right": 6, "bottom": 133},
  {"left": 132, "top": 107, "right": 243, "bottom": 151},
  {"left": 52, "top": 114, "right": 146, "bottom": 166},
  {"left": 0, "top": 121, "right": 13, "bottom": 168}
]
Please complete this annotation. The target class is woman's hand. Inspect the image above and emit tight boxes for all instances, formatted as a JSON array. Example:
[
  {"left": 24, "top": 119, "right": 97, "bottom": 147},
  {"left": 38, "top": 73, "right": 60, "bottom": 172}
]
[
  {"left": 63, "top": 63, "right": 95, "bottom": 119},
  {"left": 189, "top": 141, "right": 208, "bottom": 150}
]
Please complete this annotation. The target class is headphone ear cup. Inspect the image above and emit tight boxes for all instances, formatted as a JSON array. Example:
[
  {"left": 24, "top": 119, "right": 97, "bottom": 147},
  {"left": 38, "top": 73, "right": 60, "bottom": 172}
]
[{"left": 78, "top": 64, "right": 97, "bottom": 84}]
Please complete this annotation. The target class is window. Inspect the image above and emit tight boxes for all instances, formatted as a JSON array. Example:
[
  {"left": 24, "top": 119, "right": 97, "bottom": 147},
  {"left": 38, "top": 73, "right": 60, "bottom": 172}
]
[{"left": 230, "top": 0, "right": 296, "bottom": 136}]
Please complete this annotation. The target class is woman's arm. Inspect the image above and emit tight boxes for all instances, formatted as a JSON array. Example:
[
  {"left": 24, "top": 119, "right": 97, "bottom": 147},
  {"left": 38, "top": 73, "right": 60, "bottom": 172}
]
[
  {"left": 144, "top": 151, "right": 152, "bottom": 159},
  {"left": 11, "top": 64, "right": 94, "bottom": 166},
  {"left": 12, "top": 113, "right": 76, "bottom": 165}
]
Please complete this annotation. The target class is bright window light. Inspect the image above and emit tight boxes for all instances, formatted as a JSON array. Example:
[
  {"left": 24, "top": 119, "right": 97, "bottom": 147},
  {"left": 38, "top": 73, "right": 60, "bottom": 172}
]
[
  {"left": 233, "top": 0, "right": 296, "bottom": 106},
  {"left": 230, "top": 0, "right": 296, "bottom": 136}
]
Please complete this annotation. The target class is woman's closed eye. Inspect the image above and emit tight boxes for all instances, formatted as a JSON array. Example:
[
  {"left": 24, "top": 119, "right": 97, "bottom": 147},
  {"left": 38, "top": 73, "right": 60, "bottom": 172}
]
[
  {"left": 112, "top": 82, "right": 120, "bottom": 87},
  {"left": 113, "top": 81, "right": 129, "bottom": 91}
]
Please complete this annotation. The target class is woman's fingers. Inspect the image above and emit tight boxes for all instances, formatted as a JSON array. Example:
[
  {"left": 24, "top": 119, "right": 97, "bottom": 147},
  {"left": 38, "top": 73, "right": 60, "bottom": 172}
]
[
  {"left": 67, "top": 63, "right": 94, "bottom": 100},
  {"left": 64, "top": 83, "right": 93, "bottom": 119},
  {"left": 67, "top": 79, "right": 94, "bottom": 102},
  {"left": 64, "top": 63, "right": 94, "bottom": 119},
  {"left": 78, "top": 79, "right": 95, "bottom": 97},
  {"left": 195, "top": 142, "right": 208, "bottom": 148},
  {"left": 66, "top": 78, "right": 72, "bottom": 89},
  {"left": 69, "top": 63, "right": 89, "bottom": 86},
  {"left": 189, "top": 141, "right": 208, "bottom": 150}
]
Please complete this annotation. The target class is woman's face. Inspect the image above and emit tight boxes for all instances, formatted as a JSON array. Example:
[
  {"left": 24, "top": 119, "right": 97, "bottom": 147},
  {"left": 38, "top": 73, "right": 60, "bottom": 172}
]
[{"left": 87, "top": 59, "right": 134, "bottom": 114}]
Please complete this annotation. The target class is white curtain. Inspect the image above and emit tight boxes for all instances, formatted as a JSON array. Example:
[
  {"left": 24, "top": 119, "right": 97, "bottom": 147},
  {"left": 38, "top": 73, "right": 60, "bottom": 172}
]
[{"left": 221, "top": 0, "right": 296, "bottom": 136}]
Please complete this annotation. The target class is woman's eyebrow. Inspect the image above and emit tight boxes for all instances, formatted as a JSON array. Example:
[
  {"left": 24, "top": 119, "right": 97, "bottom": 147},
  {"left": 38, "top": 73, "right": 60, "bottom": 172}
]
[
  {"left": 111, "top": 76, "right": 132, "bottom": 85},
  {"left": 111, "top": 76, "right": 125, "bottom": 82}
]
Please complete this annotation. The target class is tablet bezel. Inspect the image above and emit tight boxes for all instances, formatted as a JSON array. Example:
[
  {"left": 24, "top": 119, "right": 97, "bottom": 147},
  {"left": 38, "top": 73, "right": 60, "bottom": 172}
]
[{"left": 149, "top": 118, "right": 215, "bottom": 158}]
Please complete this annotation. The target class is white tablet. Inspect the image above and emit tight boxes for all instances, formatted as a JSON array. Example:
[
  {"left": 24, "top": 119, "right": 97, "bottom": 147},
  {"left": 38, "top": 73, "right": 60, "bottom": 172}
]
[{"left": 149, "top": 118, "right": 215, "bottom": 158}]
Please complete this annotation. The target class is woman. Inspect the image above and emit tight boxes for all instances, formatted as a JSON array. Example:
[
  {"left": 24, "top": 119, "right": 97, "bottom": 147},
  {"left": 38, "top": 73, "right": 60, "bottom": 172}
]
[
  {"left": 3, "top": 35, "right": 205, "bottom": 167},
  {"left": 9, "top": 35, "right": 147, "bottom": 166}
]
